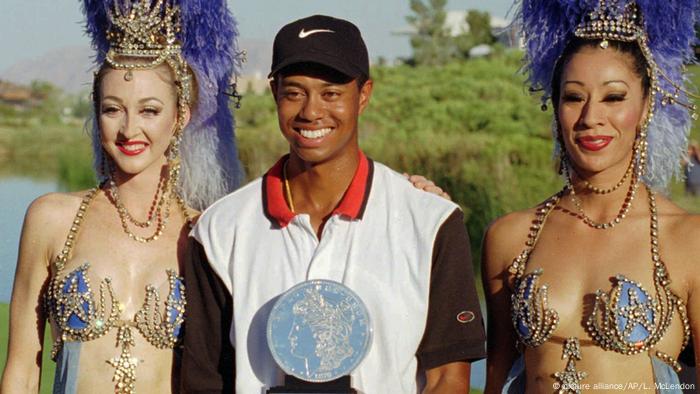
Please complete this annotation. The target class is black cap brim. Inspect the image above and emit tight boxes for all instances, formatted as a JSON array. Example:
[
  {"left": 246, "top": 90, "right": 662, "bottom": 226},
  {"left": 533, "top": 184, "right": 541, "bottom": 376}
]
[{"left": 268, "top": 52, "right": 364, "bottom": 80}]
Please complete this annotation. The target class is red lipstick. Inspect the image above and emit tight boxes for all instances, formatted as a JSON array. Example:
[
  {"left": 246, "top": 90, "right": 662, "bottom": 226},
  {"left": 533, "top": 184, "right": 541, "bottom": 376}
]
[
  {"left": 576, "top": 135, "right": 613, "bottom": 152},
  {"left": 116, "top": 140, "right": 148, "bottom": 156}
]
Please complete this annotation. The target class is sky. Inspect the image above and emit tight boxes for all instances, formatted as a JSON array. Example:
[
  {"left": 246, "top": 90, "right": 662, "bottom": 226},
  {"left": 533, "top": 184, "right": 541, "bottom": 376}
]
[{"left": 0, "top": 0, "right": 514, "bottom": 71}]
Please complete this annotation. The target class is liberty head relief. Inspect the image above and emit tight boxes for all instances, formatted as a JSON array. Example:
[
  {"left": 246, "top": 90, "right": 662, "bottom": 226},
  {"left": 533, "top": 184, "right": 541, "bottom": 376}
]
[{"left": 289, "top": 286, "right": 355, "bottom": 373}]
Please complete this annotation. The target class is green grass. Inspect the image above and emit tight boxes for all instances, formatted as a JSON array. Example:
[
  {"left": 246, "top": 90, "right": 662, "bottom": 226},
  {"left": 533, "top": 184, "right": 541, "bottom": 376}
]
[
  {"left": 0, "top": 120, "right": 93, "bottom": 186},
  {"left": 0, "top": 303, "right": 55, "bottom": 393}
]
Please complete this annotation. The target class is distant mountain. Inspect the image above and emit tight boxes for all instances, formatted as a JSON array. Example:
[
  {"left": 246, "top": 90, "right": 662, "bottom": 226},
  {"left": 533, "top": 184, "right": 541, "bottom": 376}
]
[
  {"left": 1, "top": 46, "right": 94, "bottom": 94},
  {"left": 0, "top": 39, "right": 272, "bottom": 94}
]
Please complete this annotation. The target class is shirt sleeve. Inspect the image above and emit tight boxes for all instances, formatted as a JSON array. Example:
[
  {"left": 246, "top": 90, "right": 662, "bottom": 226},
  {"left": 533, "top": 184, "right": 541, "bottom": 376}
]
[
  {"left": 180, "top": 238, "right": 235, "bottom": 393},
  {"left": 415, "top": 208, "right": 487, "bottom": 370}
]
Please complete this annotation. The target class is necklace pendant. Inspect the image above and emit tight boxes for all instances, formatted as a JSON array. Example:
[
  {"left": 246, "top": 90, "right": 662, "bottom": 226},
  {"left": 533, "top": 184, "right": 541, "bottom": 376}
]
[{"left": 554, "top": 337, "right": 587, "bottom": 393}]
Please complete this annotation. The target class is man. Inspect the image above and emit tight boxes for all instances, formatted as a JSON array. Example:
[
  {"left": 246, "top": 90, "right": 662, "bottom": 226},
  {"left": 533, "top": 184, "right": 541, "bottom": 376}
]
[{"left": 181, "top": 15, "right": 485, "bottom": 393}]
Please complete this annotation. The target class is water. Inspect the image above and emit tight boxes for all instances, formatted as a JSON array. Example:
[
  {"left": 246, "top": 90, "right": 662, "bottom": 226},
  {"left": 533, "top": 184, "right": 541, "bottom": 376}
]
[{"left": 0, "top": 177, "right": 58, "bottom": 302}]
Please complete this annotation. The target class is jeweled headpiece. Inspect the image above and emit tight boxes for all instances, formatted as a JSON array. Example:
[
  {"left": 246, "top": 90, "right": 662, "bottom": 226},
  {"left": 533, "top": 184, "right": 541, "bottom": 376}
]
[
  {"left": 103, "top": 0, "right": 192, "bottom": 104},
  {"left": 575, "top": 0, "right": 640, "bottom": 43},
  {"left": 516, "top": 0, "right": 700, "bottom": 189},
  {"left": 83, "top": 0, "right": 245, "bottom": 210},
  {"left": 106, "top": 0, "right": 180, "bottom": 65}
]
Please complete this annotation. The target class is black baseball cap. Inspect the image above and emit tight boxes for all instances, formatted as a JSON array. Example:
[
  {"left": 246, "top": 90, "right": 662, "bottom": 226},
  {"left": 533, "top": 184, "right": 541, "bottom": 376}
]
[{"left": 269, "top": 15, "right": 369, "bottom": 80}]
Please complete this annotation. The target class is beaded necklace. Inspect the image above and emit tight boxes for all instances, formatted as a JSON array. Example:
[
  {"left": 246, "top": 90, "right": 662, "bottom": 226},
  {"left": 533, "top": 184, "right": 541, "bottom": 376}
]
[{"left": 46, "top": 188, "right": 187, "bottom": 393}]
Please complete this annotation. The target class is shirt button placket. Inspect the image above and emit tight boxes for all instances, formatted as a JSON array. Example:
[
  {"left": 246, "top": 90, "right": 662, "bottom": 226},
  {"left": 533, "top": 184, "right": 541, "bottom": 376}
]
[{"left": 307, "top": 216, "right": 338, "bottom": 281}]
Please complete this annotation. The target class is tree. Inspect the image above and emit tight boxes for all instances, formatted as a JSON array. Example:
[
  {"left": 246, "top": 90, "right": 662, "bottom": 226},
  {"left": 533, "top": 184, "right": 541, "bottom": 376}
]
[
  {"left": 29, "top": 80, "right": 58, "bottom": 101},
  {"left": 466, "top": 10, "right": 494, "bottom": 47},
  {"left": 406, "top": 0, "right": 455, "bottom": 66},
  {"left": 454, "top": 10, "right": 495, "bottom": 58}
]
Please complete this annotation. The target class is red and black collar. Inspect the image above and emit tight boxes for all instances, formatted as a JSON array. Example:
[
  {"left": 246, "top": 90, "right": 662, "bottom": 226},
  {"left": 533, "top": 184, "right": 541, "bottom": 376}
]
[{"left": 262, "top": 152, "right": 374, "bottom": 228}]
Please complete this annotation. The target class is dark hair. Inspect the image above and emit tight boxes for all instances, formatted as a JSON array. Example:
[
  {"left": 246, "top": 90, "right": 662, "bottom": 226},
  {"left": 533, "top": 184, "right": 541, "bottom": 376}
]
[{"left": 551, "top": 38, "right": 650, "bottom": 111}]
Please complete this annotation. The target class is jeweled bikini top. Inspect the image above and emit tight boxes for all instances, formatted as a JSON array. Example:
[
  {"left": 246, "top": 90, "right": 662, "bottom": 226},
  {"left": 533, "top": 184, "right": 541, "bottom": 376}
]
[
  {"left": 508, "top": 186, "right": 690, "bottom": 370},
  {"left": 45, "top": 188, "right": 186, "bottom": 394}
]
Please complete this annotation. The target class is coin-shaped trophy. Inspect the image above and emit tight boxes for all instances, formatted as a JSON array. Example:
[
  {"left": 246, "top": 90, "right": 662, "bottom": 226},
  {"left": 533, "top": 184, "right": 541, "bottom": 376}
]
[{"left": 266, "top": 280, "right": 372, "bottom": 393}]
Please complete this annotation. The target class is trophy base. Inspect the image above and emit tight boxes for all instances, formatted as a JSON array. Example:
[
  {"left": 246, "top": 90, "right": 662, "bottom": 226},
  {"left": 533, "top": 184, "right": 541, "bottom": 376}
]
[{"left": 267, "top": 375, "right": 357, "bottom": 393}]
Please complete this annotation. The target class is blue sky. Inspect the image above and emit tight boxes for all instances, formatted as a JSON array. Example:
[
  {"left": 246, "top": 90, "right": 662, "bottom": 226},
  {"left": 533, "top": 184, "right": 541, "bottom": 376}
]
[{"left": 0, "top": 0, "right": 513, "bottom": 71}]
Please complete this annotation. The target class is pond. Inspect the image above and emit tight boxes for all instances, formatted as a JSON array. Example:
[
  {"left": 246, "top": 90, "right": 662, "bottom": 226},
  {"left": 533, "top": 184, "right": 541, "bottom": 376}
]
[{"left": 0, "top": 176, "right": 58, "bottom": 302}]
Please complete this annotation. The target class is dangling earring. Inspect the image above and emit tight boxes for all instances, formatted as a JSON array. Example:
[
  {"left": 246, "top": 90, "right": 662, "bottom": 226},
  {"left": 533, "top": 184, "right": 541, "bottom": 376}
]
[
  {"left": 166, "top": 123, "right": 193, "bottom": 226},
  {"left": 634, "top": 126, "right": 648, "bottom": 179},
  {"left": 167, "top": 130, "right": 182, "bottom": 164}
]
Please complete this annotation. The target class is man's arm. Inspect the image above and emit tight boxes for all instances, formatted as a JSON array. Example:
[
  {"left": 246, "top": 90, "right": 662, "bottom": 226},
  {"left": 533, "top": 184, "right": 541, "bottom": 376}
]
[
  {"left": 181, "top": 238, "right": 235, "bottom": 394},
  {"left": 417, "top": 208, "right": 487, "bottom": 392}
]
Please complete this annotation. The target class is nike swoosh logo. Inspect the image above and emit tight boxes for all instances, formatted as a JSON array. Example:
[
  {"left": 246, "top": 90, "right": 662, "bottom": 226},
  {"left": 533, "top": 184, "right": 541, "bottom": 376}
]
[{"left": 298, "top": 28, "right": 335, "bottom": 38}]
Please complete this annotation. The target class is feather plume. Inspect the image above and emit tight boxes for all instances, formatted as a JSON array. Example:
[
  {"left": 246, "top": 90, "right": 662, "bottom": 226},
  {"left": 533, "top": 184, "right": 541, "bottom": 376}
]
[
  {"left": 516, "top": 0, "right": 700, "bottom": 189},
  {"left": 82, "top": 0, "right": 244, "bottom": 210}
]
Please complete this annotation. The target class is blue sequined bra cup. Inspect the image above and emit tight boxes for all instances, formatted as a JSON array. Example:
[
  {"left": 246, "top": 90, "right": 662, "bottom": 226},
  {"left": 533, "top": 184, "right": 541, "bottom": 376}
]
[
  {"left": 44, "top": 188, "right": 186, "bottom": 393},
  {"left": 508, "top": 187, "right": 690, "bottom": 386}
]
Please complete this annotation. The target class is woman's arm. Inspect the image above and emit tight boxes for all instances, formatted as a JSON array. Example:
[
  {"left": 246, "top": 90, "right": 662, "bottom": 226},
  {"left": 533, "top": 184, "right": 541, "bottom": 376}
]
[
  {"left": 684, "top": 218, "right": 700, "bottom": 385},
  {"left": 424, "top": 362, "right": 470, "bottom": 393},
  {"left": 1, "top": 195, "right": 62, "bottom": 393},
  {"left": 481, "top": 216, "right": 521, "bottom": 394}
]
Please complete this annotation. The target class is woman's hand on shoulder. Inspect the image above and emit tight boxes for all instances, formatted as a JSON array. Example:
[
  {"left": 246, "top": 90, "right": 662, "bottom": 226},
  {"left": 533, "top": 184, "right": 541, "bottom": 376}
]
[{"left": 405, "top": 174, "right": 451, "bottom": 201}]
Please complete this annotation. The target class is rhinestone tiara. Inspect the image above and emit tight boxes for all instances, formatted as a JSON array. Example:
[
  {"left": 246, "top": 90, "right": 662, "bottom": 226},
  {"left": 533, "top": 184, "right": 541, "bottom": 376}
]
[
  {"left": 104, "top": 0, "right": 191, "bottom": 104},
  {"left": 575, "top": 0, "right": 642, "bottom": 43}
]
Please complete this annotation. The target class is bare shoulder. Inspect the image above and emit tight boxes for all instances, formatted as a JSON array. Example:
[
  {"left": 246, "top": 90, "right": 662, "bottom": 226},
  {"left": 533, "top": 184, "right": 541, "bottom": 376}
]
[
  {"left": 26, "top": 191, "right": 87, "bottom": 224},
  {"left": 653, "top": 195, "right": 700, "bottom": 274},
  {"left": 486, "top": 208, "right": 538, "bottom": 242},
  {"left": 23, "top": 190, "right": 93, "bottom": 241},
  {"left": 654, "top": 195, "right": 700, "bottom": 240},
  {"left": 667, "top": 214, "right": 700, "bottom": 257},
  {"left": 482, "top": 206, "right": 539, "bottom": 274},
  {"left": 16, "top": 191, "right": 90, "bottom": 270}
]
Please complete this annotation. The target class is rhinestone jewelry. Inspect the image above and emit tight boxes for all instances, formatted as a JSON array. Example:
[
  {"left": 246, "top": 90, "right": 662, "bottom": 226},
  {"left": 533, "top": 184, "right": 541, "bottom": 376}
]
[
  {"left": 554, "top": 338, "right": 587, "bottom": 394},
  {"left": 109, "top": 179, "right": 172, "bottom": 243},
  {"left": 509, "top": 187, "right": 689, "bottom": 379},
  {"left": 562, "top": 141, "right": 643, "bottom": 230},
  {"left": 107, "top": 324, "right": 140, "bottom": 393},
  {"left": 45, "top": 188, "right": 187, "bottom": 394},
  {"left": 105, "top": 0, "right": 191, "bottom": 106},
  {"left": 511, "top": 268, "right": 560, "bottom": 347},
  {"left": 582, "top": 158, "right": 634, "bottom": 195},
  {"left": 567, "top": 175, "right": 639, "bottom": 230},
  {"left": 134, "top": 270, "right": 186, "bottom": 349},
  {"left": 509, "top": 194, "right": 562, "bottom": 346},
  {"left": 575, "top": 0, "right": 698, "bottom": 115},
  {"left": 585, "top": 187, "right": 690, "bottom": 356},
  {"left": 110, "top": 175, "right": 166, "bottom": 228}
]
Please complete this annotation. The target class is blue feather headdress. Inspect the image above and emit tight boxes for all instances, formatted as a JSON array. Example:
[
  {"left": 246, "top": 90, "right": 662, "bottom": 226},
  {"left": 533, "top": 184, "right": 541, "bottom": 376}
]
[
  {"left": 82, "top": 0, "right": 244, "bottom": 210},
  {"left": 516, "top": 0, "right": 700, "bottom": 189}
]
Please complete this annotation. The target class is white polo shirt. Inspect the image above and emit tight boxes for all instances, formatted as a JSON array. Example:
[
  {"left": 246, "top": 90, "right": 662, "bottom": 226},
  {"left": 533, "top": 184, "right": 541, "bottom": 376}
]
[{"left": 188, "top": 152, "right": 485, "bottom": 393}]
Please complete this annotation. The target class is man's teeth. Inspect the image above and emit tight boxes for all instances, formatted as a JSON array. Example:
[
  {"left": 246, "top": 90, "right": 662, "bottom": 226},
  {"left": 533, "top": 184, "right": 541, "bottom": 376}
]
[{"left": 299, "top": 128, "right": 332, "bottom": 139}]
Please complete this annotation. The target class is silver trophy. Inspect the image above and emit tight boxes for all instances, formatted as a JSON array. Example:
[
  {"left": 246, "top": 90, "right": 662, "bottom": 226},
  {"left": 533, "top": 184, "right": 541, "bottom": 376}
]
[{"left": 267, "top": 280, "right": 372, "bottom": 393}]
